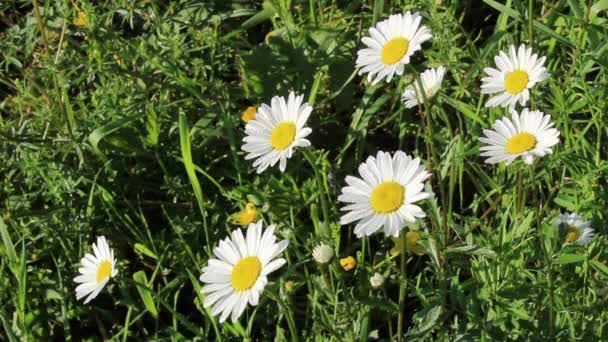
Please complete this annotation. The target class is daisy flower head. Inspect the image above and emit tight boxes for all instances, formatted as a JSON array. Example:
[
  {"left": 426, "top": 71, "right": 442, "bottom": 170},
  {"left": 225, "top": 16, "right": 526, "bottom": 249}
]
[
  {"left": 402, "top": 66, "right": 446, "bottom": 108},
  {"left": 481, "top": 44, "right": 550, "bottom": 108},
  {"left": 200, "top": 220, "right": 289, "bottom": 323},
  {"left": 73, "top": 236, "right": 117, "bottom": 304},
  {"left": 338, "top": 151, "right": 432, "bottom": 238},
  {"left": 554, "top": 212, "right": 595, "bottom": 245},
  {"left": 356, "top": 12, "right": 432, "bottom": 85},
  {"left": 242, "top": 92, "right": 312, "bottom": 173},
  {"left": 478, "top": 108, "right": 560, "bottom": 165}
]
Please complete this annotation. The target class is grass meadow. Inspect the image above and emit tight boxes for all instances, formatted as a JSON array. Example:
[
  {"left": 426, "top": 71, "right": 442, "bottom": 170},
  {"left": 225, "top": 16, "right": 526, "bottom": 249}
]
[{"left": 1, "top": 0, "right": 608, "bottom": 340}]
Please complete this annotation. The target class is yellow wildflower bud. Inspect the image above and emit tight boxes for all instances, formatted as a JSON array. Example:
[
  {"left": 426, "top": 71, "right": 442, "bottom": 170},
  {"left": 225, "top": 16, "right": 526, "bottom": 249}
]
[
  {"left": 340, "top": 256, "right": 356, "bottom": 271},
  {"left": 233, "top": 203, "right": 257, "bottom": 226},
  {"left": 241, "top": 106, "right": 256, "bottom": 123},
  {"left": 73, "top": 11, "right": 88, "bottom": 27},
  {"left": 284, "top": 280, "right": 295, "bottom": 292}
]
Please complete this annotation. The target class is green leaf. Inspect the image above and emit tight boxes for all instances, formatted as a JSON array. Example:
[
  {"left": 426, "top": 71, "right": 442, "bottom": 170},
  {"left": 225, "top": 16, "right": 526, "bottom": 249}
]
[
  {"left": 133, "top": 271, "right": 159, "bottom": 318},
  {"left": 178, "top": 112, "right": 206, "bottom": 221},
  {"left": 553, "top": 253, "right": 586, "bottom": 265},
  {"left": 446, "top": 244, "right": 497, "bottom": 258},
  {"left": 590, "top": 260, "right": 608, "bottom": 277},
  {"left": 134, "top": 243, "right": 158, "bottom": 260},
  {"left": 405, "top": 305, "right": 443, "bottom": 340},
  {"left": 88, "top": 112, "right": 144, "bottom": 156},
  {"left": 0, "top": 217, "right": 17, "bottom": 273}
]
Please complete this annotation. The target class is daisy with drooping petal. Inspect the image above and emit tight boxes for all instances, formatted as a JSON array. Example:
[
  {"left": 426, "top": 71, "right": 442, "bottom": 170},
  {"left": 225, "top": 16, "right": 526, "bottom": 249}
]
[
  {"left": 74, "top": 236, "right": 117, "bottom": 304},
  {"left": 338, "top": 151, "right": 432, "bottom": 238},
  {"left": 356, "top": 12, "right": 432, "bottom": 85},
  {"left": 242, "top": 92, "right": 312, "bottom": 173},
  {"left": 478, "top": 108, "right": 560, "bottom": 165},
  {"left": 554, "top": 212, "right": 595, "bottom": 245},
  {"left": 200, "top": 220, "right": 289, "bottom": 323},
  {"left": 481, "top": 44, "right": 550, "bottom": 108},
  {"left": 402, "top": 66, "right": 446, "bottom": 108}
]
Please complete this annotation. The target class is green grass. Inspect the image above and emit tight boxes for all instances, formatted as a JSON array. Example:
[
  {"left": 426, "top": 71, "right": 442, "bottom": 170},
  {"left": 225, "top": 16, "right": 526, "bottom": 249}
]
[{"left": 1, "top": 0, "right": 608, "bottom": 340}]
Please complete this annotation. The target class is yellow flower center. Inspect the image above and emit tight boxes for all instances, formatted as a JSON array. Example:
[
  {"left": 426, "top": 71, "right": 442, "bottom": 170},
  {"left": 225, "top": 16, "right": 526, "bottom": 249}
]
[
  {"left": 565, "top": 226, "right": 580, "bottom": 243},
  {"left": 241, "top": 106, "right": 256, "bottom": 122},
  {"left": 381, "top": 38, "right": 410, "bottom": 65},
  {"left": 370, "top": 182, "right": 405, "bottom": 214},
  {"left": 504, "top": 70, "right": 529, "bottom": 94},
  {"left": 234, "top": 203, "right": 257, "bottom": 226},
  {"left": 231, "top": 256, "right": 262, "bottom": 291},
  {"left": 270, "top": 122, "right": 296, "bottom": 150},
  {"left": 96, "top": 260, "right": 113, "bottom": 284},
  {"left": 505, "top": 132, "right": 537, "bottom": 154}
]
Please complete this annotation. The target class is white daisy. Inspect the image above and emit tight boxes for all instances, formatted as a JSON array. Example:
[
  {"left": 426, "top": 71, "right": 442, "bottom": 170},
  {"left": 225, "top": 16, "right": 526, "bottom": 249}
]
[
  {"left": 481, "top": 44, "right": 550, "bottom": 108},
  {"left": 402, "top": 66, "right": 446, "bottom": 108},
  {"left": 554, "top": 212, "right": 595, "bottom": 245},
  {"left": 478, "top": 108, "right": 560, "bottom": 165},
  {"left": 338, "top": 151, "right": 432, "bottom": 238},
  {"left": 242, "top": 92, "right": 312, "bottom": 173},
  {"left": 73, "top": 236, "right": 117, "bottom": 304},
  {"left": 356, "top": 12, "right": 432, "bottom": 85},
  {"left": 200, "top": 220, "right": 289, "bottom": 323}
]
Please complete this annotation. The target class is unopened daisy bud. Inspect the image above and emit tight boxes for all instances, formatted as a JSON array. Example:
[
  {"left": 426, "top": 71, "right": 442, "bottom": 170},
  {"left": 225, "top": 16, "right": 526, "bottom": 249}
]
[
  {"left": 233, "top": 203, "right": 257, "bottom": 226},
  {"left": 340, "top": 256, "right": 356, "bottom": 271},
  {"left": 312, "top": 243, "right": 334, "bottom": 264},
  {"left": 241, "top": 106, "right": 256, "bottom": 123},
  {"left": 370, "top": 272, "right": 385, "bottom": 289}
]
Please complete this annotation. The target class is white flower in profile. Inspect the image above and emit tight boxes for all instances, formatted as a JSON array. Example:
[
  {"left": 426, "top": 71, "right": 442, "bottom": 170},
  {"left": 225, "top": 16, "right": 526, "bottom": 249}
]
[
  {"left": 338, "top": 151, "right": 432, "bottom": 238},
  {"left": 242, "top": 92, "right": 312, "bottom": 173},
  {"left": 554, "top": 212, "right": 595, "bottom": 245},
  {"left": 200, "top": 220, "right": 289, "bottom": 323},
  {"left": 402, "top": 66, "right": 446, "bottom": 108},
  {"left": 312, "top": 243, "right": 334, "bottom": 264},
  {"left": 370, "top": 272, "right": 385, "bottom": 289},
  {"left": 481, "top": 44, "right": 550, "bottom": 108},
  {"left": 356, "top": 12, "right": 432, "bottom": 85},
  {"left": 74, "top": 236, "right": 117, "bottom": 304},
  {"left": 478, "top": 108, "right": 560, "bottom": 165}
]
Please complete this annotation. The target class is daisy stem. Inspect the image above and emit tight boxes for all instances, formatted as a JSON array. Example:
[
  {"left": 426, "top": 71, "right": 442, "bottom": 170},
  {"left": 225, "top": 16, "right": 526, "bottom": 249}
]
[
  {"left": 302, "top": 148, "right": 331, "bottom": 224},
  {"left": 407, "top": 65, "right": 448, "bottom": 237},
  {"left": 397, "top": 230, "right": 409, "bottom": 341},
  {"left": 267, "top": 290, "right": 299, "bottom": 342}
]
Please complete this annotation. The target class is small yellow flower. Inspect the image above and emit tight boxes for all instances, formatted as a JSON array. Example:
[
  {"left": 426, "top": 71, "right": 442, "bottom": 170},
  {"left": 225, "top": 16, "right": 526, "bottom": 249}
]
[
  {"left": 284, "top": 280, "right": 295, "bottom": 292},
  {"left": 233, "top": 203, "right": 257, "bottom": 226},
  {"left": 389, "top": 231, "right": 425, "bottom": 256},
  {"left": 241, "top": 106, "right": 256, "bottom": 123},
  {"left": 73, "top": 11, "right": 88, "bottom": 27},
  {"left": 340, "top": 256, "right": 356, "bottom": 271}
]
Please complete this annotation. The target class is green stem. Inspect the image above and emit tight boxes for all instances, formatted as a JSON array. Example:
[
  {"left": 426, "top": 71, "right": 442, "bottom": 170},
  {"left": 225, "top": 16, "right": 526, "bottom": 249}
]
[
  {"left": 397, "top": 230, "right": 409, "bottom": 341},
  {"left": 302, "top": 148, "right": 330, "bottom": 224},
  {"left": 528, "top": 0, "right": 534, "bottom": 46},
  {"left": 267, "top": 291, "right": 299, "bottom": 342},
  {"left": 122, "top": 306, "right": 133, "bottom": 342}
]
